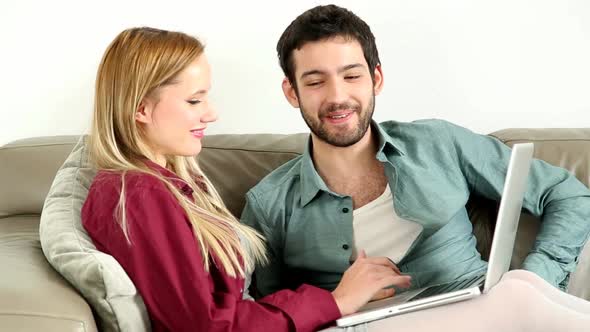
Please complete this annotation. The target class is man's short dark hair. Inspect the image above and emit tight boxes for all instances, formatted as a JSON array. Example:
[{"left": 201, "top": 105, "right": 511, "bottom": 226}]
[{"left": 276, "top": 4, "right": 380, "bottom": 85}]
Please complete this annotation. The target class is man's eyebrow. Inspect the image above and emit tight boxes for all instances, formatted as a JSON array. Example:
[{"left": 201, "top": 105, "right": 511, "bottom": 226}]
[
  {"left": 300, "top": 69, "right": 325, "bottom": 80},
  {"left": 338, "top": 63, "right": 364, "bottom": 73},
  {"left": 299, "top": 63, "right": 365, "bottom": 80}
]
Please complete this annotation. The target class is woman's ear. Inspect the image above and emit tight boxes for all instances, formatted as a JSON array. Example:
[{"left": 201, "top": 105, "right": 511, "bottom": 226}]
[{"left": 135, "top": 99, "right": 153, "bottom": 124}]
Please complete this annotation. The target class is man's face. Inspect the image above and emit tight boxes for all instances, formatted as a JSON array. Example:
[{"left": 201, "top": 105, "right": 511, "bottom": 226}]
[{"left": 283, "top": 36, "right": 383, "bottom": 147}]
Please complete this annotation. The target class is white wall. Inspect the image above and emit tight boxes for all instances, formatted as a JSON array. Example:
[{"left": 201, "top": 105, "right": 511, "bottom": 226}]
[{"left": 1, "top": 0, "right": 589, "bottom": 146}]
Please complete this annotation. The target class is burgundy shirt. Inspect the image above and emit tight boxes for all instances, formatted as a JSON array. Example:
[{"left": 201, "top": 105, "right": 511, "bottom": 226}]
[{"left": 81, "top": 162, "right": 340, "bottom": 332}]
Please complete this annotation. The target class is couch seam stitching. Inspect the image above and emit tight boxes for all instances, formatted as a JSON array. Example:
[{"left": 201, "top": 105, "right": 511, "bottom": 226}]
[{"left": 0, "top": 142, "right": 78, "bottom": 151}]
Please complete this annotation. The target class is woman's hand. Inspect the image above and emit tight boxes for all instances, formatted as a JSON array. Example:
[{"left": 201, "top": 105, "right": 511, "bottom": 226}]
[{"left": 331, "top": 250, "right": 411, "bottom": 316}]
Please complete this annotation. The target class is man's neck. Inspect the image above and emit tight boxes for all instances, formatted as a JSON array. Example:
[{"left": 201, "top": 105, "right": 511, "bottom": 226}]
[{"left": 311, "top": 126, "right": 379, "bottom": 180}]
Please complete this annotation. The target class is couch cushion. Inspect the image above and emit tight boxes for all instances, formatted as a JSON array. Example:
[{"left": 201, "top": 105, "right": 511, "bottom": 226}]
[
  {"left": 0, "top": 136, "right": 79, "bottom": 219},
  {"left": 39, "top": 136, "right": 150, "bottom": 332},
  {"left": 0, "top": 215, "right": 97, "bottom": 332}
]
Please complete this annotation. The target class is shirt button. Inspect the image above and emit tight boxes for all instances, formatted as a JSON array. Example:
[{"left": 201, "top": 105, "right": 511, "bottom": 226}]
[
  {"left": 342, "top": 207, "right": 349, "bottom": 213},
  {"left": 342, "top": 244, "right": 350, "bottom": 250}
]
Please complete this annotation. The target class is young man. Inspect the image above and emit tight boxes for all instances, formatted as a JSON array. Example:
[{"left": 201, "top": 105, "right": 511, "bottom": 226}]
[{"left": 242, "top": 4, "right": 590, "bottom": 302}]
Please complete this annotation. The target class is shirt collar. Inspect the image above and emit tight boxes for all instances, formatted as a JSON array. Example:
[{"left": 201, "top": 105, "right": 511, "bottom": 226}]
[
  {"left": 143, "top": 159, "right": 200, "bottom": 196},
  {"left": 373, "top": 120, "right": 406, "bottom": 157},
  {"left": 299, "top": 138, "right": 332, "bottom": 207}
]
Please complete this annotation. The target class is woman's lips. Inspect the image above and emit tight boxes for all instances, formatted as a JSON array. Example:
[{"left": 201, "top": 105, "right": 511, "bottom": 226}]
[{"left": 190, "top": 128, "right": 205, "bottom": 138}]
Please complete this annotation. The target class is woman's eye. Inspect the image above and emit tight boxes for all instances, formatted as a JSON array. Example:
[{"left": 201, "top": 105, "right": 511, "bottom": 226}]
[{"left": 187, "top": 100, "right": 201, "bottom": 105}]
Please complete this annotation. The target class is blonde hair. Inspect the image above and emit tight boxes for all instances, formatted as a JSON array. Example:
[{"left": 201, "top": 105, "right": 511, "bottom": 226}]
[{"left": 89, "top": 27, "right": 267, "bottom": 278}]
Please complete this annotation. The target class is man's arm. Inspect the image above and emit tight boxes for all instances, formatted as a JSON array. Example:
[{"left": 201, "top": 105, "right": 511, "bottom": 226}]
[
  {"left": 441, "top": 120, "right": 590, "bottom": 288},
  {"left": 241, "top": 191, "right": 285, "bottom": 296}
]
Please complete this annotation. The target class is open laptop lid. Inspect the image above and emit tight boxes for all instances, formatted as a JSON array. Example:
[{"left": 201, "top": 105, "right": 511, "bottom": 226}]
[{"left": 483, "top": 143, "right": 534, "bottom": 292}]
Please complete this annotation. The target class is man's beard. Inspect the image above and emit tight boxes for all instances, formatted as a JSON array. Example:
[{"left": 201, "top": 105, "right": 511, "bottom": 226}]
[{"left": 299, "top": 94, "right": 375, "bottom": 147}]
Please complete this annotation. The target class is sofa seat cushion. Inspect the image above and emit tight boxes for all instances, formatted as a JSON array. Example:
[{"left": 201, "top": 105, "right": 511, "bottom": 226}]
[{"left": 0, "top": 215, "right": 97, "bottom": 332}]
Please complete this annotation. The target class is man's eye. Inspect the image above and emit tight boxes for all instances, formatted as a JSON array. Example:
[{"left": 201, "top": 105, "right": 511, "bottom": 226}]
[
  {"left": 306, "top": 81, "right": 322, "bottom": 86},
  {"left": 187, "top": 100, "right": 201, "bottom": 105},
  {"left": 345, "top": 75, "right": 361, "bottom": 80}
]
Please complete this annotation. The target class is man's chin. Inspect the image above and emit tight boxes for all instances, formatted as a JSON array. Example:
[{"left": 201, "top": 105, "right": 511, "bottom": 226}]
[{"left": 319, "top": 133, "right": 363, "bottom": 148}]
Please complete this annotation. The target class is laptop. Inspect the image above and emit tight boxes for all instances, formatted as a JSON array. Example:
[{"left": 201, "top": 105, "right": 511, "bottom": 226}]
[{"left": 336, "top": 142, "right": 535, "bottom": 327}]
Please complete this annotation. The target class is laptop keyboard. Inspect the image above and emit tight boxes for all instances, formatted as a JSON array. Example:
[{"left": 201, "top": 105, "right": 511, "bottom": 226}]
[{"left": 412, "top": 274, "right": 485, "bottom": 300}]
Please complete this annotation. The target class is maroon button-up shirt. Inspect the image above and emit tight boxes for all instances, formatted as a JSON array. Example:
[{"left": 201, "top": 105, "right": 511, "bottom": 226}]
[{"left": 81, "top": 162, "right": 341, "bottom": 332}]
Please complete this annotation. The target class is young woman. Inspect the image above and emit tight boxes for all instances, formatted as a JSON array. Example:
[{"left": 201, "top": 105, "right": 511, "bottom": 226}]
[{"left": 81, "top": 27, "right": 410, "bottom": 332}]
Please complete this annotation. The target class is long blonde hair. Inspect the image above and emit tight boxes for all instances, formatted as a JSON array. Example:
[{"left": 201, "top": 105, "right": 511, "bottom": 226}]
[{"left": 89, "top": 27, "right": 267, "bottom": 278}]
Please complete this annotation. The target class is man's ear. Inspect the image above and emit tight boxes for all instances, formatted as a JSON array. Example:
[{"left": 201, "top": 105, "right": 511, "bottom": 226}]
[
  {"left": 135, "top": 99, "right": 153, "bottom": 124},
  {"left": 373, "top": 64, "right": 384, "bottom": 96},
  {"left": 282, "top": 77, "right": 300, "bottom": 108}
]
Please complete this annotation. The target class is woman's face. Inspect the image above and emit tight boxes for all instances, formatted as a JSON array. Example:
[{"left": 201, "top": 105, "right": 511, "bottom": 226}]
[{"left": 135, "top": 54, "right": 217, "bottom": 166}]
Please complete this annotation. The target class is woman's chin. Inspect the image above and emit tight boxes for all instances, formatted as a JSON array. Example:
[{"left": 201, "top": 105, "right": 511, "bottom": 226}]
[
  {"left": 185, "top": 145, "right": 203, "bottom": 157},
  {"left": 168, "top": 146, "right": 202, "bottom": 158}
]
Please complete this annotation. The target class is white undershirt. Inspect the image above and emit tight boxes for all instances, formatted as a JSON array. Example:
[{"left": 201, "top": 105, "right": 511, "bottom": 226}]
[{"left": 351, "top": 184, "right": 423, "bottom": 263}]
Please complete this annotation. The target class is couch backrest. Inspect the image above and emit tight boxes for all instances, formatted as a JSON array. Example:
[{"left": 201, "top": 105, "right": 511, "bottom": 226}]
[
  {"left": 3, "top": 128, "right": 589, "bottom": 299},
  {"left": 0, "top": 134, "right": 308, "bottom": 219},
  {"left": 0, "top": 136, "right": 82, "bottom": 219},
  {"left": 203, "top": 129, "right": 590, "bottom": 226},
  {"left": 2, "top": 129, "right": 589, "bottom": 220},
  {"left": 197, "top": 133, "right": 308, "bottom": 217},
  {"left": 492, "top": 128, "right": 590, "bottom": 186}
]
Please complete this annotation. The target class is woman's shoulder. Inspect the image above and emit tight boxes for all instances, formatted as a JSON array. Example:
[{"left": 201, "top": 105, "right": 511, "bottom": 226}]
[
  {"left": 82, "top": 169, "right": 178, "bottom": 230},
  {"left": 84, "top": 169, "right": 172, "bottom": 213},
  {"left": 91, "top": 169, "right": 168, "bottom": 193}
]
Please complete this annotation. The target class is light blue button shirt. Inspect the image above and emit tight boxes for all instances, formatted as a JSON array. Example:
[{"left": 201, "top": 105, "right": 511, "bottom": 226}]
[{"left": 242, "top": 119, "right": 590, "bottom": 295}]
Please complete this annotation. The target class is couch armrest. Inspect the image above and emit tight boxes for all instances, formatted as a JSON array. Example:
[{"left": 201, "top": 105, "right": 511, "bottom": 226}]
[{"left": 0, "top": 215, "right": 97, "bottom": 332}]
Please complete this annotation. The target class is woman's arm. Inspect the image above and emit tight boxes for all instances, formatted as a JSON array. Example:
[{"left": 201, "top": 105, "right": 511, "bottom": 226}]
[{"left": 82, "top": 180, "right": 340, "bottom": 332}]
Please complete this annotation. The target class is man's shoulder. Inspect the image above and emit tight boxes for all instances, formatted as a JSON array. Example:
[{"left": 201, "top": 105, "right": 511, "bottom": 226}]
[
  {"left": 379, "top": 118, "right": 457, "bottom": 137},
  {"left": 377, "top": 119, "right": 462, "bottom": 151},
  {"left": 246, "top": 155, "right": 304, "bottom": 201}
]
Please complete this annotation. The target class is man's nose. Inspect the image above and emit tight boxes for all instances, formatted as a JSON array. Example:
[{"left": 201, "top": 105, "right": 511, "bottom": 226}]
[{"left": 325, "top": 80, "right": 348, "bottom": 104}]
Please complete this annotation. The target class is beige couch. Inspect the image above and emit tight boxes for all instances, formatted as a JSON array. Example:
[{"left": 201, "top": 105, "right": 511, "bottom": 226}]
[{"left": 1, "top": 128, "right": 589, "bottom": 331}]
